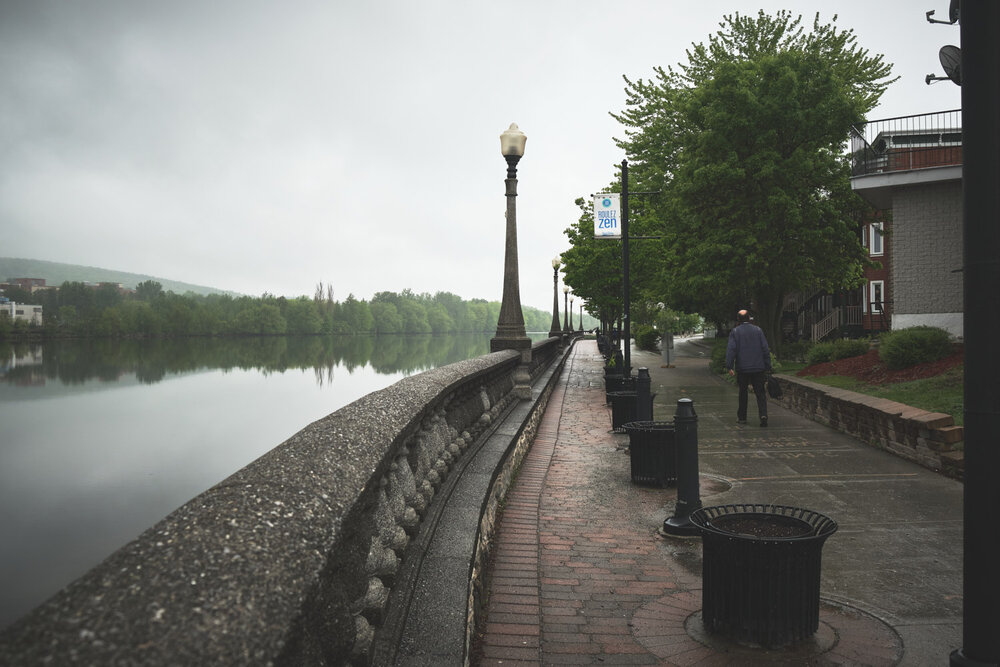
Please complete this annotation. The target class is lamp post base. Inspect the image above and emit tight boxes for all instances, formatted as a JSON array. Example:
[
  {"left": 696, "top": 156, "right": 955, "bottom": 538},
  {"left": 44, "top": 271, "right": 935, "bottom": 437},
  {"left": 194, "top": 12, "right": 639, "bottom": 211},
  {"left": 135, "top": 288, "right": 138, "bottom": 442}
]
[
  {"left": 490, "top": 336, "right": 532, "bottom": 400},
  {"left": 662, "top": 514, "right": 701, "bottom": 537}
]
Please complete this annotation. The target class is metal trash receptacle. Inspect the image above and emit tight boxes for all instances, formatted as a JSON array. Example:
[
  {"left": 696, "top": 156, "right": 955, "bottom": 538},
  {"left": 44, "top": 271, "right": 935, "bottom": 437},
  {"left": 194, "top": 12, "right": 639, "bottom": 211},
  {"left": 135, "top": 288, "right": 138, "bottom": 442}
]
[
  {"left": 690, "top": 504, "right": 838, "bottom": 648},
  {"left": 604, "top": 374, "right": 634, "bottom": 404},
  {"left": 607, "top": 391, "right": 653, "bottom": 432},
  {"left": 622, "top": 421, "right": 676, "bottom": 487}
]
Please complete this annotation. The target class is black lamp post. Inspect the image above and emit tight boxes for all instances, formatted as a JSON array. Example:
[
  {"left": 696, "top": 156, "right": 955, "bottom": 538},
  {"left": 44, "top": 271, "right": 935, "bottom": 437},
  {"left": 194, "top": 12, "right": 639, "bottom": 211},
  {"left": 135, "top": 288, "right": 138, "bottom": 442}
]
[
  {"left": 563, "top": 287, "right": 570, "bottom": 333},
  {"left": 549, "top": 257, "right": 562, "bottom": 339},
  {"left": 491, "top": 123, "right": 532, "bottom": 398},
  {"left": 569, "top": 297, "right": 574, "bottom": 332},
  {"left": 579, "top": 302, "right": 584, "bottom": 331}
]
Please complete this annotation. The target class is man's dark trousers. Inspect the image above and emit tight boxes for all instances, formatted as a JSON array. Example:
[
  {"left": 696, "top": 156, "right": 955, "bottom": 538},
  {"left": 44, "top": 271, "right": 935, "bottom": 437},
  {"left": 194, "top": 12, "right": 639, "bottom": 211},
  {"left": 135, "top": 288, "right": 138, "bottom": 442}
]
[{"left": 737, "top": 371, "right": 767, "bottom": 422}]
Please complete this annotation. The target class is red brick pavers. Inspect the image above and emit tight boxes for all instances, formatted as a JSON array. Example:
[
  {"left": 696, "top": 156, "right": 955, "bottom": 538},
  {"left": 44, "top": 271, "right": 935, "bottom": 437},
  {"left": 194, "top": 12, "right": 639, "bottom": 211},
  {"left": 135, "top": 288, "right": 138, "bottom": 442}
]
[
  {"left": 475, "top": 341, "right": 692, "bottom": 666},
  {"left": 473, "top": 340, "right": 901, "bottom": 666}
]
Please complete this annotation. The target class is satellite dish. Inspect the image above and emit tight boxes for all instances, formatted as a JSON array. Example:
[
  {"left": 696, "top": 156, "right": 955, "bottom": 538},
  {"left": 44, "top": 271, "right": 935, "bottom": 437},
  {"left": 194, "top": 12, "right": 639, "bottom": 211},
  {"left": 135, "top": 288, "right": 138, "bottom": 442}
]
[
  {"left": 948, "top": 0, "right": 960, "bottom": 24},
  {"left": 939, "top": 45, "right": 962, "bottom": 85}
]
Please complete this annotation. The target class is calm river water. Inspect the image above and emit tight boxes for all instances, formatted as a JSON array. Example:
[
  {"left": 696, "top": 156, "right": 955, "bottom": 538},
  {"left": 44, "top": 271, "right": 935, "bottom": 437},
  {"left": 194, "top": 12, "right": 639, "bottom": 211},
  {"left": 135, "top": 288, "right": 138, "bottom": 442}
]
[{"left": 0, "top": 333, "right": 545, "bottom": 629}]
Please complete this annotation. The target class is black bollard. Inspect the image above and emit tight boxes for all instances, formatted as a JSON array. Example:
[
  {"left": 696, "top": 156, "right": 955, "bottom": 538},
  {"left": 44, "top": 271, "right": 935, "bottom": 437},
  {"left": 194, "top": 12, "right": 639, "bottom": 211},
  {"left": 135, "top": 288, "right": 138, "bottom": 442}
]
[
  {"left": 662, "top": 398, "right": 701, "bottom": 536},
  {"left": 636, "top": 368, "right": 652, "bottom": 421}
]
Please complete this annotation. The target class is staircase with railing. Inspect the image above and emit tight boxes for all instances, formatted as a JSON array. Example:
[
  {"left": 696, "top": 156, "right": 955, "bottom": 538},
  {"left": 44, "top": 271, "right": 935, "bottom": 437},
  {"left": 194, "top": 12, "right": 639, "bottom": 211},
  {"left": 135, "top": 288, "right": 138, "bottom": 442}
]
[{"left": 811, "top": 306, "right": 862, "bottom": 341}]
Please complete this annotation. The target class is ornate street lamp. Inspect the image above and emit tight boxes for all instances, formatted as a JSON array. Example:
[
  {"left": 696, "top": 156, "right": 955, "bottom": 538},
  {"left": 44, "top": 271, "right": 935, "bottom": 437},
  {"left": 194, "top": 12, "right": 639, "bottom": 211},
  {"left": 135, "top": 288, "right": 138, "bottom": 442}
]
[
  {"left": 563, "top": 286, "right": 570, "bottom": 333},
  {"left": 491, "top": 123, "right": 532, "bottom": 398},
  {"left": 549, "top": 257, "right": 562, "bottom": 339},
  {"left": 569, "top": 297, "right": 574, "bottom": 332},
  {"left": 579, "top": 302, "right": 584, "bottom": 331}
]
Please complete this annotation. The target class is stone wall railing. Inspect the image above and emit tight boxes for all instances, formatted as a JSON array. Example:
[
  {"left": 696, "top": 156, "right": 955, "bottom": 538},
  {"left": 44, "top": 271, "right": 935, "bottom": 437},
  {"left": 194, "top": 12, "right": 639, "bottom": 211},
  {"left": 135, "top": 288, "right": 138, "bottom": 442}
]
[
  {"left": 774, "top": 374, "right": 964, "bottom": 479},
  {"left": 0, "top": 337, "right": 564, "bottom": 665}
]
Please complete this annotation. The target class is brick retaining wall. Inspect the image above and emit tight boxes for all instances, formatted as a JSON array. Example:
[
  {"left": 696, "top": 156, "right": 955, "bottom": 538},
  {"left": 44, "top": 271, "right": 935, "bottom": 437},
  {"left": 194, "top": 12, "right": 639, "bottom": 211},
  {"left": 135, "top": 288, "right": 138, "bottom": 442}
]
[{"left": 774, "top": 374, "right": 964, "bottom": 480}]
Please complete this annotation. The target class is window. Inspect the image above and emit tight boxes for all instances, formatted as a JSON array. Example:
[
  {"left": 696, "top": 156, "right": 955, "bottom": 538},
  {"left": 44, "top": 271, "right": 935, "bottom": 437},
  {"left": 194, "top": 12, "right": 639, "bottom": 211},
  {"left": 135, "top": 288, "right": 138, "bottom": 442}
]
[
  {"left": 870, "top": 222, "right": 884, "bottom": 257},
  {"left": 869, "top": 280, "right": 885, "bottom": 313}
]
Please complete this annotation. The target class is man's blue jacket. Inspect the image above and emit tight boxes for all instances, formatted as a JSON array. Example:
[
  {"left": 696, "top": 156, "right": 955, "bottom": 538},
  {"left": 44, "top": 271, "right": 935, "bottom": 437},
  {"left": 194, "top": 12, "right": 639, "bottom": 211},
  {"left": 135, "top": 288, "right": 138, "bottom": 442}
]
[{"left": 725, "top": 322, "right": 772, "bottom": 374}]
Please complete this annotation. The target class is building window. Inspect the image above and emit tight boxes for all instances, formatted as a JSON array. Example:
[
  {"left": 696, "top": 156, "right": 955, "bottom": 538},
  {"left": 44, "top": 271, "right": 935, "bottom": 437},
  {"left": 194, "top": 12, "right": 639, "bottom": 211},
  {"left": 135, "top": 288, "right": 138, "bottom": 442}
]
[
  {"left": 870, "top": 280, "right": 885, "bottom": 313},
  {"left": 870, "top": 222, "right": 884, "bottom": 257}
]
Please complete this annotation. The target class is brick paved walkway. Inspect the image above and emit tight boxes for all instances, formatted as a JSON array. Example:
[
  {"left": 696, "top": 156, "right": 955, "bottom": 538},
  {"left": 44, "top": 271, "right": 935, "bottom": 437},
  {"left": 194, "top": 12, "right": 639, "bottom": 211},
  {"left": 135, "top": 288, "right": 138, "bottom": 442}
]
[
  {"left": 474, "top": 342, "right": 703, "bottom": 665},
  {"left": 470, "top": 339, "right": 943, "bottom": 666}
]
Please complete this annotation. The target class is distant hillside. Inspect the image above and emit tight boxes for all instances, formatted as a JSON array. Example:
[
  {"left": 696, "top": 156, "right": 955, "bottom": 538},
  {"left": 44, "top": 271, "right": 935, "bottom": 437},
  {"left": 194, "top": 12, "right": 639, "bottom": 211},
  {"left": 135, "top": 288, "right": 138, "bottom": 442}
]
[{"left": 0, "top": 257, "right": 235, "bottom": 297}]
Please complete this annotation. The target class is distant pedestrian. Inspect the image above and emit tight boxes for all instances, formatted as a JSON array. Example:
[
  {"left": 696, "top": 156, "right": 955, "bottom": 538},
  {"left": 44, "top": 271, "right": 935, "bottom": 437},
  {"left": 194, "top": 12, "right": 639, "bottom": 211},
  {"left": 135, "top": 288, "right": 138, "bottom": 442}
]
[{"left": 725, "top": 309, "right": 772, "bottom": 426}]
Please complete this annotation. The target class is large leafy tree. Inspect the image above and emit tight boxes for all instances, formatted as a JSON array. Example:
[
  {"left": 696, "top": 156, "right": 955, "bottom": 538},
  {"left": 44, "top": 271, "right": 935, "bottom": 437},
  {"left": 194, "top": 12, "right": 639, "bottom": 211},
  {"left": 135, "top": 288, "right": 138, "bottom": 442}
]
[{"left": 610, "top": 10, "right": 894, "bottom": 345}]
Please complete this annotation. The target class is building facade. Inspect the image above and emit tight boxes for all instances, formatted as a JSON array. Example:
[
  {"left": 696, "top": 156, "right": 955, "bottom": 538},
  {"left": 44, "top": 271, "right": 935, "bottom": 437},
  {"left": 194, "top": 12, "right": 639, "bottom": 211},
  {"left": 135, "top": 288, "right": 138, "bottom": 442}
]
[
  {"left": 0, "top": 300, "right": 44, "bottom": 326},
  {"left": 849, "top": 109, "right": 963, "bottom": 338}
]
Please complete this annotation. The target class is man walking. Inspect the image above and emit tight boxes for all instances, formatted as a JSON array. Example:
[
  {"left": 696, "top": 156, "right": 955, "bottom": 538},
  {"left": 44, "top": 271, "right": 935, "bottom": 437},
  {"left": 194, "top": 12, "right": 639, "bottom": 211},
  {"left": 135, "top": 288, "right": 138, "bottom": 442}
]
[{"left": 725, "top": 309, "right": 772, "bottom": 426}]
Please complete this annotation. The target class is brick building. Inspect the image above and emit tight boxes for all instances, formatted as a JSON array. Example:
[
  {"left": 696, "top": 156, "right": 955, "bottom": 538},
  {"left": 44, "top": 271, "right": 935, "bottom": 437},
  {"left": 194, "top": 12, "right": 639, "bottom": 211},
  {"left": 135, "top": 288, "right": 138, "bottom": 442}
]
[{"left": 849, "top": 109, "right": 963, "bottom": 338}]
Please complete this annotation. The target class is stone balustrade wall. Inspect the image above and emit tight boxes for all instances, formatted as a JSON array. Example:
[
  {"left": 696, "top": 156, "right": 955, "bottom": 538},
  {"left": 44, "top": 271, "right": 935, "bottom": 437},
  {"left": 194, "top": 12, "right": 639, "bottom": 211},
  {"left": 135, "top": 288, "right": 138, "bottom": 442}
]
[{"left": 0, "top": 337, "right": 564, "bottom": 665}]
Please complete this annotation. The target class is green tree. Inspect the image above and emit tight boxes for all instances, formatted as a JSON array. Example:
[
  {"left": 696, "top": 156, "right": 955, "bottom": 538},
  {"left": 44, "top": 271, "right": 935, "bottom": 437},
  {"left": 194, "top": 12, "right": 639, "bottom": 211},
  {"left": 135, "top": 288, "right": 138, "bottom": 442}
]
[
  {"left": 232, "top": 304, "right": 287, "bottom": 335},
  {"left": 433, "top": 292, "right": 468, "bottom": 331},
  {"left": 135, "top": 280, "right": 164, "bottom": 302},
  {"left": 341, "top": 294, "right": 374, "bottom": 333},
  {"left": 610, "top": 10, "right": 894, "bottom": 345},
  {"left": 397, "top": 298, "right": 430, "bottom": 334},
  {"left": 425, "top": 301, "right": 455, "bottom": 333},
  {"left": 283, "top": 297, "right": 323, "bottom": 334},
  {"left": 370, "top": 301, "right": 403, "bottom": 334}
]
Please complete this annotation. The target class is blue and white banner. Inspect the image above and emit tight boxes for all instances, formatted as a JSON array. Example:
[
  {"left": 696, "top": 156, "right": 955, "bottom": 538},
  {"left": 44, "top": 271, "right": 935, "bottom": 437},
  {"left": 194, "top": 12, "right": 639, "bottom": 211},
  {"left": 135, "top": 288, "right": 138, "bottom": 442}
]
[{"left": 593, "top": 194, "right": 621, "bottom": 239}]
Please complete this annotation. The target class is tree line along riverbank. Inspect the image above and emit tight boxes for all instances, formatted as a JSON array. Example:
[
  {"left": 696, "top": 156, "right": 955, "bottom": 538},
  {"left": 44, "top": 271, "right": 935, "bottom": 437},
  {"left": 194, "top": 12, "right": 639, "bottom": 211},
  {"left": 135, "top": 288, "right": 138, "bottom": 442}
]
[{"left": 1, "top": 281, "right": 593, "bottom": 340}]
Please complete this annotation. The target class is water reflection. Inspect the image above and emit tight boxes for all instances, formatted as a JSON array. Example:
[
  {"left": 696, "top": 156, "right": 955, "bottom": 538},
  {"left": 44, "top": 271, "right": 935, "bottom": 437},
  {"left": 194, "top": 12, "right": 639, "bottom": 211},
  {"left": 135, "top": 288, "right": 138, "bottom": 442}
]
[
  {"left": 0, "top": 333, "right": 516, "bottom": 388},
  {"left": 0, "top": 332, "right": 548, "bottom": 629}
]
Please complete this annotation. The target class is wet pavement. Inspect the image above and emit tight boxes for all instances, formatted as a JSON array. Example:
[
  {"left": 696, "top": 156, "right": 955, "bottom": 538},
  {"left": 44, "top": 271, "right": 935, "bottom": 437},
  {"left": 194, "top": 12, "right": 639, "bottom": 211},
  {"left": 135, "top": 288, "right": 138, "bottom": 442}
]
[{"left": 474, "top": 337, "right": 963, "bottom": 666}]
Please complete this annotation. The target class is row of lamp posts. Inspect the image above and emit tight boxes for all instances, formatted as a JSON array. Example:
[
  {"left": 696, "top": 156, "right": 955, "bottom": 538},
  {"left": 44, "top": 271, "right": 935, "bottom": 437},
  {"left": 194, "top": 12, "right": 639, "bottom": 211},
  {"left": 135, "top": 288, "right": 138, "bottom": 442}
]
[{"left": 549, "top": 258, "right": 578, "bottom": 339}]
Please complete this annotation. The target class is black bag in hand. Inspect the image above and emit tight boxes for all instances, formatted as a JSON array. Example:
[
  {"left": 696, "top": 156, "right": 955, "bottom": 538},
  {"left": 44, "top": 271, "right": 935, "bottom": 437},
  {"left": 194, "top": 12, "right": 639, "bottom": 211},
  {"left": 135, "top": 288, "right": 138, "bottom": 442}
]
[{"left": 766, "top": 374, "right": 783, "bottom": 399}]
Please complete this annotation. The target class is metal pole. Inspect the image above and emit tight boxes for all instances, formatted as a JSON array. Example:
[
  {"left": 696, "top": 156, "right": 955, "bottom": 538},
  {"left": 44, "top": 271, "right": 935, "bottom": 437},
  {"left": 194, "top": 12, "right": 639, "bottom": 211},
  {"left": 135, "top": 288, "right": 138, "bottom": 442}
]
[
  {"left": 662, "top": 398, "right": 701, "bottom": 536},
  {"left": 563, "top": 290, "right": 569, "bottom": 333},
  {"left": 952, "top": 3, "right": 1000, "bottom": 664},
  {"left": 622, "top": 159, "right": 631, "bottom": 378},
  {"left": 549, "top": 265, "right": 561, "bottom": 339},
  {"left": 636, "top": 367, "right": 652, "bottom": 421}
]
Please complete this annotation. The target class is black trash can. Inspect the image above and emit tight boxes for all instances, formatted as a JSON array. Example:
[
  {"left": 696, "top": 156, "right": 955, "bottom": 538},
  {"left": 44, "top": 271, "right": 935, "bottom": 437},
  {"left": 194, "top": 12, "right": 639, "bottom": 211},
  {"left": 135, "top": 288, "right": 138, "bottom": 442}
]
[
  {"left": 607, "top": 390, "right": 653, "bottom": 432},
  {"left": 621, "top": 421, "right": 676, "bottom": 487},
  {"left": 604, "top": 374, "right": 634, "bottom": 404},
  {"left": 690, "top": 504, "right": 838, "bottom": 648}
]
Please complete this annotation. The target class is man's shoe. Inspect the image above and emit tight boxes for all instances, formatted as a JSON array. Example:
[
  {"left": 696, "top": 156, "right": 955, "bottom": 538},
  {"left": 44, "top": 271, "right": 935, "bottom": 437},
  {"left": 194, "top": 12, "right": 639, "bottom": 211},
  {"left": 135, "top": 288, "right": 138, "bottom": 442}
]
[
  {"left": 737, "top": 419, "right": 747, "bottom": 425},
  {"left": 760, "top": 417, "right": 768, "bottom": 427}
]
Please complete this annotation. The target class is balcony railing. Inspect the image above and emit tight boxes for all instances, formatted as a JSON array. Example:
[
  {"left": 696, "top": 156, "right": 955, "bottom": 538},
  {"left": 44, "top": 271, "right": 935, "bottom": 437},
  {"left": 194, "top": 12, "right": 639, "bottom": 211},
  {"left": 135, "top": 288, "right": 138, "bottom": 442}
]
[{"left": 850, "top": 109, "right": 962, "bottom": 177}]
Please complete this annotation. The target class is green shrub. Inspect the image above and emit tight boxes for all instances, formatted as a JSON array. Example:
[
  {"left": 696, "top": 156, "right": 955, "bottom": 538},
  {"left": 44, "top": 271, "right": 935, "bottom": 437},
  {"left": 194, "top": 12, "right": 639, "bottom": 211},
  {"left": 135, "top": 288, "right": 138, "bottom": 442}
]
[
  {"left": 709, "top": 339, "right": 728, "bottom": 374},
  {"left": 777, "top": 340, "right": 812, "bottom": 363},
  {"left": 879, "top": 326, "right": 953, "bottom": 370},
  {"left": 635, "top": 325, "right": 659, "bottom": 351},
  {"left": 805, "top": 338, "right": 870, "bottom": 366},
  {"left": 832, "top": 338, "right": 870, "bottom": 360},
  {"left": 806, "top": 342, "right": 836, "bottom": 365}
]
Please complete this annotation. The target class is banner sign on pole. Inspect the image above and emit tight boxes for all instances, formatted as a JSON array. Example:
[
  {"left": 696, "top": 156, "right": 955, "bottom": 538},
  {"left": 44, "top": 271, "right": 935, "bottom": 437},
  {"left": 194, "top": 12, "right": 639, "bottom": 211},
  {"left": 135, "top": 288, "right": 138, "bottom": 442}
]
[{"left": 593, "top": 194, "right": 621, "bottom": 239}]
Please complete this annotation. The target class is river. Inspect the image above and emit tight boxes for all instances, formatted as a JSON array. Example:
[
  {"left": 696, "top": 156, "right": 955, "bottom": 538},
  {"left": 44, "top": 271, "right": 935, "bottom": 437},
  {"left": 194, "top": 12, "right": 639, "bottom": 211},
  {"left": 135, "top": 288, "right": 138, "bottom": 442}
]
[{"left": 0, "top": 333, "right": 546, "bottom": 629}]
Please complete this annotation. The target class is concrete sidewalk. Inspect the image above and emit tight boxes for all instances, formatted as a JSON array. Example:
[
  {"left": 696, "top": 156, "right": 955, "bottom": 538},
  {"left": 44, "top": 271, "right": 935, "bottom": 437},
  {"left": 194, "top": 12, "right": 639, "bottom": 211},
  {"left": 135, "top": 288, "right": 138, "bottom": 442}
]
[{"left": 474, "top": 338, "right": 963, "bottom": 666}]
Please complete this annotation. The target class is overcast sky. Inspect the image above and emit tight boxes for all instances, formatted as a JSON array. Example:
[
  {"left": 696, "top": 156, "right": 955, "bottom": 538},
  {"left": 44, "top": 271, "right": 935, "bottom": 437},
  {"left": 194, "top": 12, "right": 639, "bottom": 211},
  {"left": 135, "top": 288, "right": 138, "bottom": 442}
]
[{"left": 1, "top": 1, "right": 961, "bottom": 310}]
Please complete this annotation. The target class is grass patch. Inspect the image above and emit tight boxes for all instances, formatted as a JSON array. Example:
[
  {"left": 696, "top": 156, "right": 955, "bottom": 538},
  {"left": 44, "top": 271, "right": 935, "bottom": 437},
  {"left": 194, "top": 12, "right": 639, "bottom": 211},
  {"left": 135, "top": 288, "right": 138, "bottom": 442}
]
[
  {"left": 797, "top": 366, "right": 964, "bottom": 425},
  {"left": 775, "top": 361, "right": 808, "bottom": 374}
]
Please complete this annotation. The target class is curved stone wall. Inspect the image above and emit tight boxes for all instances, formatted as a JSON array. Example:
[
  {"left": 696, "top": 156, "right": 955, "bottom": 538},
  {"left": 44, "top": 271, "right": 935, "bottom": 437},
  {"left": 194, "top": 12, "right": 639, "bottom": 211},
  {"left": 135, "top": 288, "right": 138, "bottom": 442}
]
[{"left": 0, "top": 339, "right": 563, "bottom": 665}]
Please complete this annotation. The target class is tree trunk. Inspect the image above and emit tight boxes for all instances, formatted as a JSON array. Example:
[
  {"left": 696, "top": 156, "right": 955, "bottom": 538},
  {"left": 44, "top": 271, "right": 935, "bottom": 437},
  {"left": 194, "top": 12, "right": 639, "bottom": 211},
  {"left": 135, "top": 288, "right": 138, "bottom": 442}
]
[{"left": 755, "top": 293, "right": 784, "bottom": 356}]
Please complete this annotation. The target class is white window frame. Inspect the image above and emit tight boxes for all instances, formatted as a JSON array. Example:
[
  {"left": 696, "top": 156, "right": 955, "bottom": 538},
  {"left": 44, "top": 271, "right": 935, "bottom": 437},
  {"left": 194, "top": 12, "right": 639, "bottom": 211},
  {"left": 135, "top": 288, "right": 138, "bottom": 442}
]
[
  {"left": 870, "top": 222, "right": 884, "bottom": 257},
  {"left": 869, "top": 280, "right": 885, "bottom": 314}
]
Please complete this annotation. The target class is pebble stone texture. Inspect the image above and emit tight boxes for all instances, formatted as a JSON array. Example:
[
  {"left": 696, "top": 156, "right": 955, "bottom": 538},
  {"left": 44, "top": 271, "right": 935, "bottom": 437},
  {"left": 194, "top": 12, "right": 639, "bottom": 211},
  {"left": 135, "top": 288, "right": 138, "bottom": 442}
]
[{"left": 474, "top": 338, "right": 964, "bottom": 666}]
